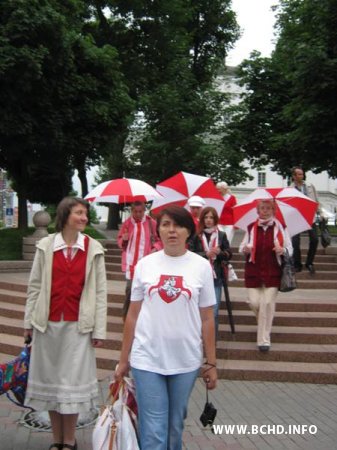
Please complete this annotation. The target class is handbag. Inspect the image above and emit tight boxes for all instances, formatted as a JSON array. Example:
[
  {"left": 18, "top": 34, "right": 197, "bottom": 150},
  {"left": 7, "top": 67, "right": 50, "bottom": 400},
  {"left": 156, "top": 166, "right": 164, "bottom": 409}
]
[
  {"left": 0, "top": 337, "right": 31, "bottom": 407},
  {"left": 227, "top": 264, "right": 238, "bottom": 282},
  {"left": 279, "top": 249, "right": 297, "bottom": 293},
  {"left": 221, "top": 262, "right": 237, "bottom": 282},
  {"left": 200, "top": 387, "right": 217, "bottom": 428},
  {"left": 93, "top": 377, "right": 139, "bottom": 450},
  {"left": 320, "top": 220, "right": 331, "bottom": 248}
]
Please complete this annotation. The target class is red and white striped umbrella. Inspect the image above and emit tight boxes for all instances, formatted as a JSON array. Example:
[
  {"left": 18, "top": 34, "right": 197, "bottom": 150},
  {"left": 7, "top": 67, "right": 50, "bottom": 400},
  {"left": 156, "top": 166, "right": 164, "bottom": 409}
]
[
  {"left": 233, "top": 187, "right": 318, "bottom": 237},
  {"left": 151, "top": 171, "right": 224, "bottom": 216},
  {"left": 85, "top": 178, "right": 162, "bottom": 203}
]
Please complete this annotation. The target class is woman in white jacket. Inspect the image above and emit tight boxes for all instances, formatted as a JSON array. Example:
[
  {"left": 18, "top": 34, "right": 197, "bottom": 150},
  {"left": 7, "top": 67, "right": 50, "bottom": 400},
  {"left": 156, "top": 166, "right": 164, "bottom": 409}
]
[{"left": 23, "top": 197, "right": 107, "bottom": 450}]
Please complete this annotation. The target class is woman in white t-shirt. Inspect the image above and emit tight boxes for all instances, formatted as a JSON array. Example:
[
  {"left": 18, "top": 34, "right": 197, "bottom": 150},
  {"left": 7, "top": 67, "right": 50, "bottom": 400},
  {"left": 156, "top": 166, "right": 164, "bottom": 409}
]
[{"left": 115, "top": 205, "right": 217, "bottom": 450}]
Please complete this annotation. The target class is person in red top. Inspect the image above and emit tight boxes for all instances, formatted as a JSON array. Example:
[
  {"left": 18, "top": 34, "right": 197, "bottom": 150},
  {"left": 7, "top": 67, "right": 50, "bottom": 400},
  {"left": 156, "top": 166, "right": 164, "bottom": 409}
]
[
  {"left": 216, "top": 181, "right": 237, "bottom": 244},
  {"left": 239, "top": 199, "right": 292, "bottom": 352},
  {"left": 23, "top": 197, "right": 107, "bottom": 450},
  {"left": 117, "top": 201, "right": 162, "bottom": 319}
]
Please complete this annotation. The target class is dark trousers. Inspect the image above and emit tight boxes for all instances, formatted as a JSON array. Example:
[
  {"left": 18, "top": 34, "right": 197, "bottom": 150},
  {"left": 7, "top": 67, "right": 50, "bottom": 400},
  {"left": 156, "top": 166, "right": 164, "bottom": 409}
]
[
  {"left": 122, "top": 279, "right": 132, "bottom": 320},
  {"left": 291, "top": 223, "right": 318, "bottom": 268}
]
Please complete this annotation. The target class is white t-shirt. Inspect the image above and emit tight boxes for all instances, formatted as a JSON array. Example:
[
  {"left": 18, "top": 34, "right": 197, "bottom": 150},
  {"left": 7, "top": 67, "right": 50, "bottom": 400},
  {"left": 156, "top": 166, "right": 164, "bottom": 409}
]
[{"left": 130, "top": 250, "right": 216, "bottom": 375}]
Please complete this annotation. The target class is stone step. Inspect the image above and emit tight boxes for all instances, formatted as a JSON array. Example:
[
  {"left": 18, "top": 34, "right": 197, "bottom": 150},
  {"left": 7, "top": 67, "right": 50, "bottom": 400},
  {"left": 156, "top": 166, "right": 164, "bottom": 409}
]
[
  {"left": 215, "top": 341, "right": 337, "bottom": 363},
  {"left": 232, "top": 268, "right": 337, "bottom": 281},
  {"left": 4, "top": 289, "right": 337, "bottom": 315},
  {"left": 3, "top": 301, "right": 337, "bottom": 345},
  {"left": 0, "top": 316, "right": 124, "bottom": 349},
  {"left": 2, "top": 272, "right": 337, "bottom": 383},
  {"left": 105, "top": 255, "right": 121, "bottom": 264},
  {"left": 219, "top": 310, "right": 337, "bottom": 327},
  {"left": 215, "top": 359, "right": 337, "bottom": 384},
  {"left": 0, "top": 280, "right": 27, "bottom": 293},
  {"left": 3, "top": 296, "right": 337, "bottom": 329},
  {"left": 104, "top": 248, "right": 121, "bottom": 256},
  {"left": 4, "top": 315, "right": 337, "bottom": 363},
  {"left": 3, "top": 331, "right": 337, "bottom": 384},
  {"left": 225, "top": 278, "right": 337, "bottom": 289},
  {"left": 106, "top": 272, "right": 125, "bottom": 281},
  {"left": 230, "top": 253, "right": 337, "bottom": 263},
  {"left": 218, "top": 324, "right": 337, "bottom": 344},
  {"left": 105, "top": 262, "right": 121, "bottom": 272},
  {"left": 229, "top": 260, "right": 337, "bottom": 271},
  {"left": 232, "top": 297, "right": 337, "bottom": 313}
]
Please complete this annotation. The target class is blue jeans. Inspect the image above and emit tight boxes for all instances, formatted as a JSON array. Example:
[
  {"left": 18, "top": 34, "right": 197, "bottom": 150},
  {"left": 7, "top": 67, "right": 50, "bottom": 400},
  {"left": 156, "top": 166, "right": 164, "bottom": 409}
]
[
  {"left": 131, "top": 367, "right": 199, "bottom": 450},
  {"left": 213, "top": 282, "right": 222, "bottom": 339}
]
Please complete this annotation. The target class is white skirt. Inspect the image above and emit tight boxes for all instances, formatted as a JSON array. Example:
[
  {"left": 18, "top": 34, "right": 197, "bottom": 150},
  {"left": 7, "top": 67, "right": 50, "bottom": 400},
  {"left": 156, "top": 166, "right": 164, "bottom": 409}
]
[{"left": 24, "top": 321, "right": 99, "bottom": 414}]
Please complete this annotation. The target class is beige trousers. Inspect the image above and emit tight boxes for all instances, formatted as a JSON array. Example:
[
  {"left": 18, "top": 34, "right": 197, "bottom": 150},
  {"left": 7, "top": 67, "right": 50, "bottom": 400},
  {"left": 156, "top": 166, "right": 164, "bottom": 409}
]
[{"left": 247, "top": 287, "right": 278, "bottom": 346}]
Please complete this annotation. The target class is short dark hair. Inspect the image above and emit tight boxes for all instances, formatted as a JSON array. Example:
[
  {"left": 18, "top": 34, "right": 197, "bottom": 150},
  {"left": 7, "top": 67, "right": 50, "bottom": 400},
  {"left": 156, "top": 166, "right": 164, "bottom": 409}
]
[
  {"left": 156, "top": 205, "right": 196, "bottom": 240},
  {"left": 291, "top": 166, "right": 305, "bottom": 179},
  {"left": 198, "top": 207, "right": 219, "bottom": 235},
  {"left": 55, "top": 197, "right": 90, "bottom": 232}
]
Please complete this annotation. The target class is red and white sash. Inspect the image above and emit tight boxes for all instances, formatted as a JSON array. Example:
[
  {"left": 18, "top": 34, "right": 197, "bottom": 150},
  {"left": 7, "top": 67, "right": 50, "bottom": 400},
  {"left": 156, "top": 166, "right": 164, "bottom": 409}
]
[
  {"left": 126, "top": 217, "right": 146, "bottom": 279},
  {"left": 201, "top": 228, "right": 219, "bottom": 278},
  {"left": 248, "top": 218, "right": 284, "bottom": 263}
]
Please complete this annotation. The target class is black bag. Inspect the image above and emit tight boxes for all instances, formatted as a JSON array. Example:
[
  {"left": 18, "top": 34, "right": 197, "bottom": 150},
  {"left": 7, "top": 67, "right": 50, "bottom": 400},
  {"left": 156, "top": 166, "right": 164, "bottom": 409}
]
[
  {"left": 279, "top": 249, "right": 296, "bottom": 293},
  {"left": 200, "top": 388, "right": 217, "bottom": 427},
  {"left": 320, "top": 220, "right": 331, "bottom": 248}
]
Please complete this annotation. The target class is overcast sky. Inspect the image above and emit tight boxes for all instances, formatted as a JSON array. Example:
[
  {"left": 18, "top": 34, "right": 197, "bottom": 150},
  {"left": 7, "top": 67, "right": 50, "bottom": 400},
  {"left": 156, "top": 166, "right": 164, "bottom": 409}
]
[{"left": 226, "top": 0, "right": 279, "bottom": 66}]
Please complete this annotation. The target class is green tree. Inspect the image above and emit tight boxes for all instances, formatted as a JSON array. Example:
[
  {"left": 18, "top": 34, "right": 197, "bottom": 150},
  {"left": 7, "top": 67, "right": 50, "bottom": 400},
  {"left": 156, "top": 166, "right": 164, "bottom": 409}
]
[
  {"left": 88, "top": 0, "right": 240, "bottom": 185},
  {"left": 228, "top": 0, "right": 337, "bottom": 177},
  {"left": 0, "top": 0, "right": 133, "bottom": 228}
]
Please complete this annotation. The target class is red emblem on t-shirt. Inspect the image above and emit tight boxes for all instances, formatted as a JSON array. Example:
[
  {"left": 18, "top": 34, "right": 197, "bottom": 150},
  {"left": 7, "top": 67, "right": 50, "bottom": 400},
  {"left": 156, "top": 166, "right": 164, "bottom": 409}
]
[{"left": 149, "top": 275, "right": 192, "bottom": 304}]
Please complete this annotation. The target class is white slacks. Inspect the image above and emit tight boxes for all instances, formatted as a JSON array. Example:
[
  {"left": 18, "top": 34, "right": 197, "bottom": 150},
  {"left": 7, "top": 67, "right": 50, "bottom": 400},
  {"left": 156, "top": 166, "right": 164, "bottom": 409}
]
[{"left": 247, "top": 287, "right": 278, "bottom": 346}]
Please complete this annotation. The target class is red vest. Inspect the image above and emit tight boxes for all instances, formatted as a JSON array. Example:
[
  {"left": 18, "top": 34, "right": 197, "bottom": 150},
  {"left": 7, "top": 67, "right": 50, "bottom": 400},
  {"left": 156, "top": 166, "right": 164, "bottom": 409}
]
[
  {"left": 48, "top": 236, "right": 89, "bottom": 321},
  {"left": 244, "top": 224, "right": 281, "bottom": 288}
]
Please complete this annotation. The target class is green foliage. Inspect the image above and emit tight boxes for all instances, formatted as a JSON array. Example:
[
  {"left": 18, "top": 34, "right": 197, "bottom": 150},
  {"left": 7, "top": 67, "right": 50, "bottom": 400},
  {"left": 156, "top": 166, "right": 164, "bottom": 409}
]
[
  {"left": 0, "top": 225, "right": 105, "bottom": 260},
  {"left": 89, "top": 206, "right": 100, "bottom": 224},
  {"left": 90, "top": 0, "right": 242, "bottom": 185},
  {"left": 0, "top": 0, "right": 134, "bottom": 227},
  {"left": 228, "top": 0, "right": 337, "bottom": 178},
  {"left": 0, "top": 227, "right": 35, "bottom": 260}
]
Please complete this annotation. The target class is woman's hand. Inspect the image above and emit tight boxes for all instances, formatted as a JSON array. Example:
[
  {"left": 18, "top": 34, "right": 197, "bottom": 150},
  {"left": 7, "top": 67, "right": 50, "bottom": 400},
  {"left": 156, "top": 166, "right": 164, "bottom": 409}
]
[
  {"left": 201, "top": 365, "right": 217, "bottom": 390},
  {"left": 273, "top": 243, "right": 284, "bottom": 255},
  {"left": 114, "top": 361, "right": 130, "bottom": 382},
  {"left": 242, "top": 245, "right": 252, "bottom": 254},
  {"left": 92, "top": 339, "right": 103, "bottom": 348},
  {"left": 23, "top": 329, "right": 33, "bottom": 343}
]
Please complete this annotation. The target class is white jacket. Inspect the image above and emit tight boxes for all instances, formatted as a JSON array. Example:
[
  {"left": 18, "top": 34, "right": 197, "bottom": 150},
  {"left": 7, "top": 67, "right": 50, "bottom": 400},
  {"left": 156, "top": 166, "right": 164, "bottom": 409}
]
[{"left": 24, "top": 234, "right": 107, "bottom": 339}]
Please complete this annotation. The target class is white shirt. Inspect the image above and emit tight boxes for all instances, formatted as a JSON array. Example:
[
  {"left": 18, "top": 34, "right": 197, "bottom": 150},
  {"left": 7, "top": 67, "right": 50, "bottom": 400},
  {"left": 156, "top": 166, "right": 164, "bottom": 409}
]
[
  {"left": 130, "top": 250, "right": 216, "bottom": 375},
  {"left": 53, "top": 232, "right": 85, "bottom": 260}
]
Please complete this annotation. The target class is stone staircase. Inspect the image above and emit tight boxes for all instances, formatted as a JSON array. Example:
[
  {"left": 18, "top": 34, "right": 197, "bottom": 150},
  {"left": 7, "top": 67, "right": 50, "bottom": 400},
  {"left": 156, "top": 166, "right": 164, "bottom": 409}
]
[{"left": 1, "top": 240, "right": 337, "bottom": 383}]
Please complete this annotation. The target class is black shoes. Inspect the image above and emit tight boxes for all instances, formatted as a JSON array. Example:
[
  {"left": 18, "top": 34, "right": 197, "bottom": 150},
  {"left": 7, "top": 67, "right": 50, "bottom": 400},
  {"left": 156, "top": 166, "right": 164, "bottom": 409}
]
[
  {"left": 305, "top": 264, "right": 315, "bottom": 275},
  {"left": 295, "top": 264, "right": 315, "bottom": 275},
  {"left": 258, "top": 345, "right": 270, "bottom": 352}
]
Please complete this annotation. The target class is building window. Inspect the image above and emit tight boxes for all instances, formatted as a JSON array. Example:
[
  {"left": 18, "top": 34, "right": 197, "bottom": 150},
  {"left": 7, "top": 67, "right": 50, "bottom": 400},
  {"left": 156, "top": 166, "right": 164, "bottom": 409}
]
[{"left": 258, "top": 172, "right": 266, "bottom": 187}]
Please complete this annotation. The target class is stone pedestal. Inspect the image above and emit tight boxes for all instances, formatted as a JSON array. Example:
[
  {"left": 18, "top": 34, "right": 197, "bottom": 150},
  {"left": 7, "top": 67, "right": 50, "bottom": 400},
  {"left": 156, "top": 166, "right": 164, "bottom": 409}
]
[{"left": 22, "top": 211, "right": 51, "bottom": 260}]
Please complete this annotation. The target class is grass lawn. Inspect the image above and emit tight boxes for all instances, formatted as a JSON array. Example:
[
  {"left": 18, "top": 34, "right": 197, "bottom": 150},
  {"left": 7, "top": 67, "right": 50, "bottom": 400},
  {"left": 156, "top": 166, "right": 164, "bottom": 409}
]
[{"left": 0, "top": 226, "right": 106, "bottom": 261}]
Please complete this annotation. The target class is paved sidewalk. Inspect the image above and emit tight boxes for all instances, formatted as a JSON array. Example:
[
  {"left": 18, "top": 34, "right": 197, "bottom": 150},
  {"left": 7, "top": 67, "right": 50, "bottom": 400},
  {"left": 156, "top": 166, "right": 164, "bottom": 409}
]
[{"left": 1, "top": 378, "right": 337, "bottom": 449}]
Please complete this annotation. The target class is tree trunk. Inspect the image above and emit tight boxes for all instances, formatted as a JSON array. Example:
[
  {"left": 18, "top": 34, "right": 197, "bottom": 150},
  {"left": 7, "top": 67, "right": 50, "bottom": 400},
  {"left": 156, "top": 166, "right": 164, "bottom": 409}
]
[
  {"left": 77, "top": 162, "right": 88, "bottom": 198},
  {"left": 107, "top": 204, "right": 120, "bottom": 230},
  {"left": 17, "top": 189, "right": 28, "bottom": 230}
]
